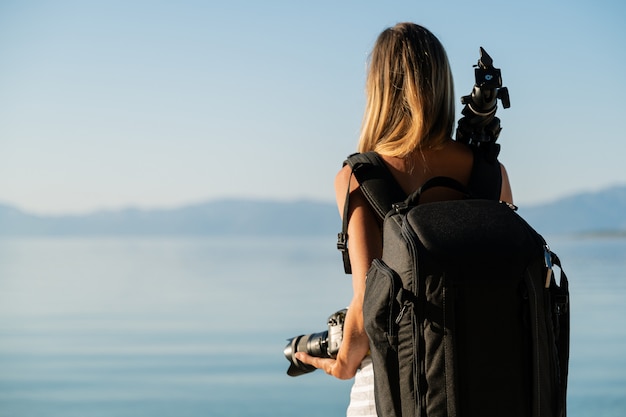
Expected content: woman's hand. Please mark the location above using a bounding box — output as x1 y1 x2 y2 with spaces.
294 352 356 380
293 306 371 381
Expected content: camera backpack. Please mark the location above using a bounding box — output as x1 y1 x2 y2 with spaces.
338 151 570 417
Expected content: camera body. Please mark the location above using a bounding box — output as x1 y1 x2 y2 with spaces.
284 308 347 377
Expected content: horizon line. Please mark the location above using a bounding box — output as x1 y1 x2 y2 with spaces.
0 196 338 218
2 181 625 217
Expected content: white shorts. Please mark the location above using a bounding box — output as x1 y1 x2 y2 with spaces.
346 356 377 417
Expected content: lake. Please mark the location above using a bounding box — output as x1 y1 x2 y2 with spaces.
0 235 624 416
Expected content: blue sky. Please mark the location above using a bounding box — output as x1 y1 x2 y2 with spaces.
1 0 624 214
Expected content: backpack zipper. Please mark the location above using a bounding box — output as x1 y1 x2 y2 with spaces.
400 216 427 417
543 244 553 288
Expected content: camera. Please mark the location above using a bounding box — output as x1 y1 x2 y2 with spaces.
456 47 510 161
283 308 347 377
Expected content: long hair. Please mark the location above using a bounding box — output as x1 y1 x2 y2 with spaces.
358 23 455 157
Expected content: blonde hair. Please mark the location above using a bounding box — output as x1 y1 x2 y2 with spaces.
358 23 455 157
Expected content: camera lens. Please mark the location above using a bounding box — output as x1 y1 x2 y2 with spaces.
284 331 329 377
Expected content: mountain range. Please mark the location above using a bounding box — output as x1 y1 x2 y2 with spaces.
1 185 625 237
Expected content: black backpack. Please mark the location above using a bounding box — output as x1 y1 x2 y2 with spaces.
337 152 569 417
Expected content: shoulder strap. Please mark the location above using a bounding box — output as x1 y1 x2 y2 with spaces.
344 152 407 220
337 152 407 274
467 147 502 200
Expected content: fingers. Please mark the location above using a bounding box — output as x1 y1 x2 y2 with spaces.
294 352 334 375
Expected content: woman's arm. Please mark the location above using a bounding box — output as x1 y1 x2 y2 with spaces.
295 164 381 380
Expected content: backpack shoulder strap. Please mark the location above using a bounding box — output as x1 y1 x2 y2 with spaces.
344 152 407 220
337 152 407 274
467 146 502 200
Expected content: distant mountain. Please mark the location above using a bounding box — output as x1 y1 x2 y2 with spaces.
517 185 626 235
0 200 340 237
1 185 625 236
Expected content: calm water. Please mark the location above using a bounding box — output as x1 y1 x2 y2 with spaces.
0 235 624 417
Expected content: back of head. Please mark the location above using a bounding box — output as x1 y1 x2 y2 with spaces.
359 23 455 157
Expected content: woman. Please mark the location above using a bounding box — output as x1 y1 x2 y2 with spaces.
295 22 513 416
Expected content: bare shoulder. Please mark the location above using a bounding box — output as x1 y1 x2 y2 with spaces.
334 164 357 215
334 164 354 194
499 163 514 204
448 139 473 152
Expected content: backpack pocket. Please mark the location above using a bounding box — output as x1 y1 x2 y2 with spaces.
363 258 405 417
364 258 404 347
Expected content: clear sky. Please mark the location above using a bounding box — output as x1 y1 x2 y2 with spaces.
1 0 624 215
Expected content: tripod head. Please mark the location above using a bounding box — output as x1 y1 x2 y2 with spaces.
455 47 510 161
